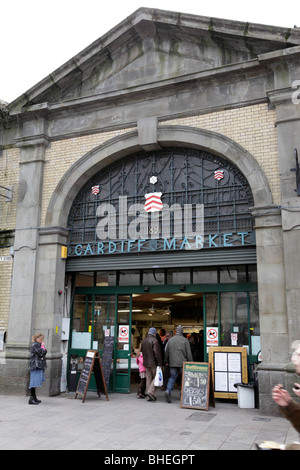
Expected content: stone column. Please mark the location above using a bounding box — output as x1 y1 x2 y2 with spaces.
34 227 69 395
0 117 49 395
257 85 300 413
252 205 289 414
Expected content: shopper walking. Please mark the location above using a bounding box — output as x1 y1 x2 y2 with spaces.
141 327 162 401
164 325 193 403
28 333 47 405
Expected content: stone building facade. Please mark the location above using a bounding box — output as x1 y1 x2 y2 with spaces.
0 8 300 413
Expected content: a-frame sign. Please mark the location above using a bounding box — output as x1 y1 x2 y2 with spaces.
75 350 109 403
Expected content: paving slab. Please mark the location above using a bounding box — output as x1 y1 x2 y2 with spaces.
0 389 298 452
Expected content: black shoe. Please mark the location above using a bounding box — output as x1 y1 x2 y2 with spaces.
147 393 156 401
34 396 41 403
28 396 39 405
136 394 145 399
165 391 171 403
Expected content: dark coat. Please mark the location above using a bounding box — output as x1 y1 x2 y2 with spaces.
29 341 47 371
141 334 162 368
165 333 193 367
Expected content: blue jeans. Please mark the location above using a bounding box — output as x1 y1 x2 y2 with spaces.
166 367 182 395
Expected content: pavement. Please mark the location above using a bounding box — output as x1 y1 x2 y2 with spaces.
0 388 298 452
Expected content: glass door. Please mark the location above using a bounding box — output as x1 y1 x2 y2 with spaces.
69 294 116 391
115 295 132 393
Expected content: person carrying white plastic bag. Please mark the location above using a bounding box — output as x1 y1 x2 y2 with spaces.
140 327 163 401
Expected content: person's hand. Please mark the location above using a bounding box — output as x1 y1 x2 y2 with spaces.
293 383 300 397
272 384 291 407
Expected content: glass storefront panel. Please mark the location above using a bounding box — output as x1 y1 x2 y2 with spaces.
119 270 140 286
71 295 93 349
167 268 191 285
75 272 94 287
93 295 115 350
205 293 218 328
249 291 260 356
220 292 248 347
193 267 218 283
115 295 132 392
95 272 109 287
220 266 247 283
142 269 165 285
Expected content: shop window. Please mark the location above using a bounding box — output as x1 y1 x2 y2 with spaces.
220 266 247 283
96 271 117 286
205 293 218 328
248 265 257 283
96 272 108 286
75 272 94 287
220 292 248 347
193 267 218 284
71 295 93 349
119 270 140 286
93 295 116 350
142 269 165 285
167 268 191 285
249 291 260 356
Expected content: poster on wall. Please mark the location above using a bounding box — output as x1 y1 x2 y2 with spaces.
118 325 129 343
206 327 218 346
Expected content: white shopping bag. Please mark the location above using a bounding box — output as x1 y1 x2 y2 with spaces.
154 366 163 387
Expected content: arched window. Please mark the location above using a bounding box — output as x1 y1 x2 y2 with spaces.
67 148 254 255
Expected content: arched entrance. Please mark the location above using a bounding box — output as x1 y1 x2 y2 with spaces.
62 140 262 393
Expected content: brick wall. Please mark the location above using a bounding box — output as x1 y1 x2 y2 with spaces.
0 148 19 330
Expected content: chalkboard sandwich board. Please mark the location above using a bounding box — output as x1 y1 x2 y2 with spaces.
75 350 109 403
180 362 214 411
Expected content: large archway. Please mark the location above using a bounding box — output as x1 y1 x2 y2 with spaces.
45 125 273 229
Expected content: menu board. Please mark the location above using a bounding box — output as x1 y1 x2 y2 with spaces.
209 347 248 399
75 350 109 403
180 362 214 411
102 336 114 390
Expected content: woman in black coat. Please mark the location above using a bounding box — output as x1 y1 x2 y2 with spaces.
28 333 47 405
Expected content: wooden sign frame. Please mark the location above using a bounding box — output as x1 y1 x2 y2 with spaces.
208 346 248 399
180 362 215 411
75 350 109 403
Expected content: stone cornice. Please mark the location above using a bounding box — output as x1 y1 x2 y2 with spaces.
14 134 50 149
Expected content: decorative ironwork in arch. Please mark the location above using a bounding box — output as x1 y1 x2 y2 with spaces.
67 148 255 256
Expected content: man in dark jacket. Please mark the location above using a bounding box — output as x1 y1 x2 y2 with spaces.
164 325 193 403
141 327 162 401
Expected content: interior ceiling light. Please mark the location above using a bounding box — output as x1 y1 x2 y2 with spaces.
173 293 197 297
118 309 143 312
152 297 173 301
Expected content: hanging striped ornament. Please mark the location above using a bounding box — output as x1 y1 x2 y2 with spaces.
91 185 100 195
214 170 224 181
144 192 163 212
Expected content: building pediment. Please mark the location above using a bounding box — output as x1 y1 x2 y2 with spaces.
7 8 300 112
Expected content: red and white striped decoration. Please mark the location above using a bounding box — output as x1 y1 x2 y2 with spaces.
214 170 224 181
91 185 100 195
144 192 163 212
